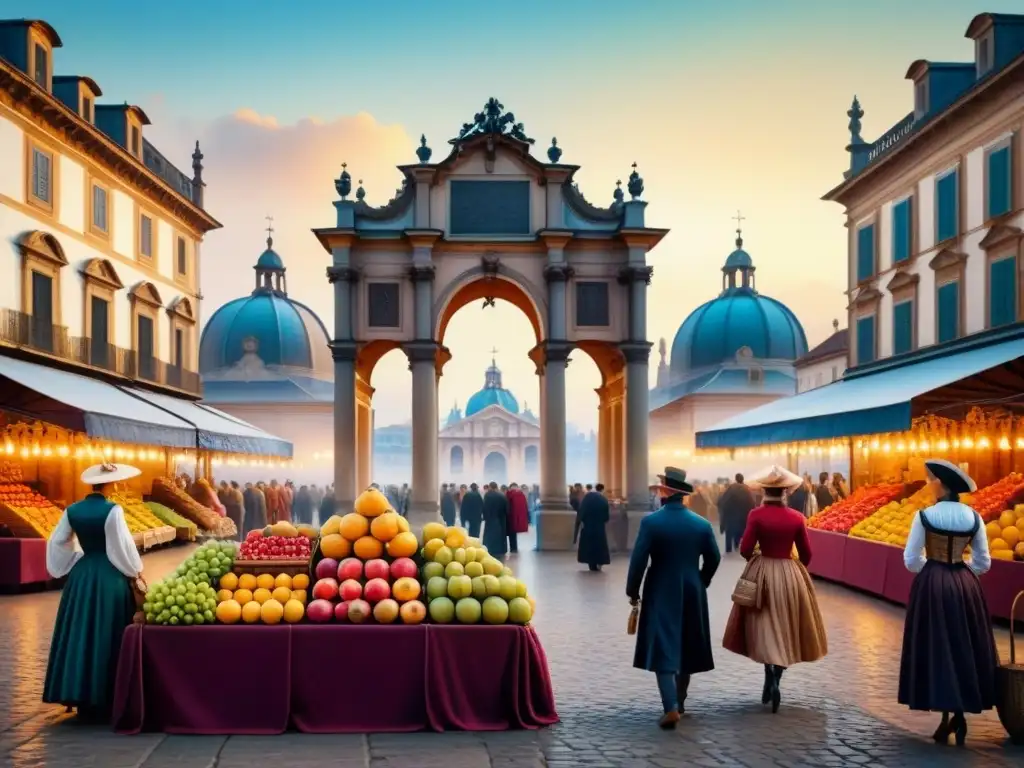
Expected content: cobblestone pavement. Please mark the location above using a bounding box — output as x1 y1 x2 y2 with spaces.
1 531 1021 767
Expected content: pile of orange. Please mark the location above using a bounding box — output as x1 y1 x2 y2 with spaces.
318 487 419 561
214 571 310 624
985 505 1024 561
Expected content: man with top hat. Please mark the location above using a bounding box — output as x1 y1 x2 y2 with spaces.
626 467 721 728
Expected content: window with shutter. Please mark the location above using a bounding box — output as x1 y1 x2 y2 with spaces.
33 43 47 87
90 296 109 368
893 300 914 355
31 272 54 352
935 170 959 242
367 283 400 328
82 96 93 123
989 256 1018 328
937 281 960 343
176 238 187 274
892 199 912 263
91 185 108 232
575 282 610 327
856 315 876 365
139 215 153 258
130 125 141 157
30 147 51 206
137 314 155 379
174 329 184 369
986 145 1012 220
856 224 875 282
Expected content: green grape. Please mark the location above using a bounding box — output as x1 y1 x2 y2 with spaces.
203 609 214 622
168 616 179 625
193 614 205 625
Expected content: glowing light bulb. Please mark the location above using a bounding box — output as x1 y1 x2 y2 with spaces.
870 439 880 450
42 446 52 458
998 436 1010 451
962 437 974 449
1017 438 1024 450
103 446 113 458
952 439 960 449
920 440 929 451
31 444 40 456
4 442 13 455
57 445 69 457
883 442 891 454
937 440 949 452
74 447 85 459
978 436 990 449
20 447 29 459
896 441 906 452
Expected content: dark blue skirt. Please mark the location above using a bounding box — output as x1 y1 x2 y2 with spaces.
897 560 998 713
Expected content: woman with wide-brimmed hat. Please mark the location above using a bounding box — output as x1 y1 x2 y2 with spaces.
722 465 828 713
43 463 145 721
898 459 997 746
626 467 721 729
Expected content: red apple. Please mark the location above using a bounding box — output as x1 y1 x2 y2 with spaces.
312 577 339 601
363 577 391 603
306 599 334 623
347 599 371 623
339 578 363 602
400 600 427 625
334 601 351 622
337 558 363 582
364 559 390 582
390 557 418 580
373 598 400 624
315 557 339 580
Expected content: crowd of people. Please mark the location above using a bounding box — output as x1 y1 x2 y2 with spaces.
210 479 337 538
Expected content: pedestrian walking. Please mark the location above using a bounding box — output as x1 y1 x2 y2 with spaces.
293 484 315 526
440 483 457 527
813 471 835 511
318 485 336 524
898 459 997 746
243 482 267 536
43 463 146 721
627 467 720 729
717 473 757 554
482 482 509 557
786 477 811 517
225 480 245 539
460 483 484 537
574 483 610 571
506 482 529 553
722 466 828 714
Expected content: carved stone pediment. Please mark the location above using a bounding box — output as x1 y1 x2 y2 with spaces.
928 248 967 272
17 230 68 267
167 296 195 323
885 269 919 293
851 285 882 308
80 257 123 290
977 223 1023 252
129 281 164 308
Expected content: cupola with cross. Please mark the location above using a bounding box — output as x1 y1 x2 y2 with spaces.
722 210 755 292
255 215 287 294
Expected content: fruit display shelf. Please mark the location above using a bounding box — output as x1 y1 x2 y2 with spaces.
807 482 911 534
0 483 63 539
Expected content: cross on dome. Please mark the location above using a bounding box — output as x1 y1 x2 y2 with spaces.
732 210 745 247
265 214 274 248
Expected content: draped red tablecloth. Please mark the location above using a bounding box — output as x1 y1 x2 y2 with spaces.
112 623 559 734
806 528 1024 621
0 538 50 587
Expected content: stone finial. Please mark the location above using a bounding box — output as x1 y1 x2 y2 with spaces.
833 318 840 332
847 95 864 143
416 134 432 163
335 162 352 200
658 337 666 362
547 137 562 163
627 162 644 200
190 140 205 207
846 96 872 175
356 180 366 202
613 179 624 205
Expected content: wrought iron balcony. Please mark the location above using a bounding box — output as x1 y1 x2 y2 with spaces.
0 309 201 396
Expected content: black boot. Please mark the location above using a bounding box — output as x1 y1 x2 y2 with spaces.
676 674 691 714
949 712 967 747
770 665 784 714
761 665 773 705
932 712 951 743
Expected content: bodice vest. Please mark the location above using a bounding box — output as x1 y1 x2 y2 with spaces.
920 509 979 565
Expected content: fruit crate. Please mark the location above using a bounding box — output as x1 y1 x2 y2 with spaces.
231 558 311 577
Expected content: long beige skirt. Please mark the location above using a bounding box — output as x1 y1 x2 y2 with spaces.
723 556 828 667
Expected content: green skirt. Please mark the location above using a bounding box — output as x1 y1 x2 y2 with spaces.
43 553 135 714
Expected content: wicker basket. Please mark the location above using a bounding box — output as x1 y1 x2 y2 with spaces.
232 558 311 577
997 590 1024 744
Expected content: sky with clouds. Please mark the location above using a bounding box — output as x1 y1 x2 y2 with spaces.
17 0 1004 429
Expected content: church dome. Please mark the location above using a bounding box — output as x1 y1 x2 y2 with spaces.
669 233 807 378
199 234 333 378
465 357 520 417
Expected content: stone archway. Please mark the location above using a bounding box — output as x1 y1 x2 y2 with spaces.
450 445 464 474
524 444 539 475
483 451 508 485
313 97 666 548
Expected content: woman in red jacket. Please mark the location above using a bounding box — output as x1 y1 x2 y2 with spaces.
722 465 828 713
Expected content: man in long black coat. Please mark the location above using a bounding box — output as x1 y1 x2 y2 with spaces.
440 483 457 526
459 483 484 537
717 473 757 554
574 483 610 571
482 481 508 557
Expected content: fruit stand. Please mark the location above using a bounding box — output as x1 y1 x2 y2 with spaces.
112 489 558 734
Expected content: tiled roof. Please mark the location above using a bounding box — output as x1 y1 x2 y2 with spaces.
795 329 848 367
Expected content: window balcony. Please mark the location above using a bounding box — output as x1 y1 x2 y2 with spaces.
0 308 201 397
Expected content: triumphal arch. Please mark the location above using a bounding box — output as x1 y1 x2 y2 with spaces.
312 98 667 549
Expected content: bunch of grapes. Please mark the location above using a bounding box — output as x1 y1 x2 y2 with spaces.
174 539 238 585
144 576 218 626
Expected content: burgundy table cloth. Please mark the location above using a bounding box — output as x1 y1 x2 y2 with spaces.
805 529 847 582
0 538 50 587
841 536 890 596
113 623 559 734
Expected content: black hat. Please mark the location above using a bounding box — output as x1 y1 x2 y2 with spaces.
650 466 693 496
924 459 976 497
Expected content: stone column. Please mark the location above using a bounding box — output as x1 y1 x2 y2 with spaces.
537 341 573 550
596 388 611 486
621 341 652 547
327 264 360 510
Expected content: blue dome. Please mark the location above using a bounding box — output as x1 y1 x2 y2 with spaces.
256 248 284 270
199 292 332 377
724 248 753 269
465 360 520 417
670 290 807 377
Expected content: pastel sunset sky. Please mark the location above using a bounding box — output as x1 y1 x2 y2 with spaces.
18 0 1006 429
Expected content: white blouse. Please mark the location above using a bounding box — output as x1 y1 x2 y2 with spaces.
903 501 991 576
46 504 144 579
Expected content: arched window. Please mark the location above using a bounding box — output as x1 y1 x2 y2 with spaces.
129 281 163 382
17 230 67 353
450 445 464 474
524 444 539 474
80 258 123 371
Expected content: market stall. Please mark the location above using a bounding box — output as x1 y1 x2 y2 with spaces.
0 355 292 588
694 331 1024 621
113 489 558 734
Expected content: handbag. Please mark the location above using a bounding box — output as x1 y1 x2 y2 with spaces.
129 576 148 610
731 559 762 609
627 601 640 635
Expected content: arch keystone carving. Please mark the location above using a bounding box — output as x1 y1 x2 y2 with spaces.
129 281 164 308
81 257 124 290
17 230 68 267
